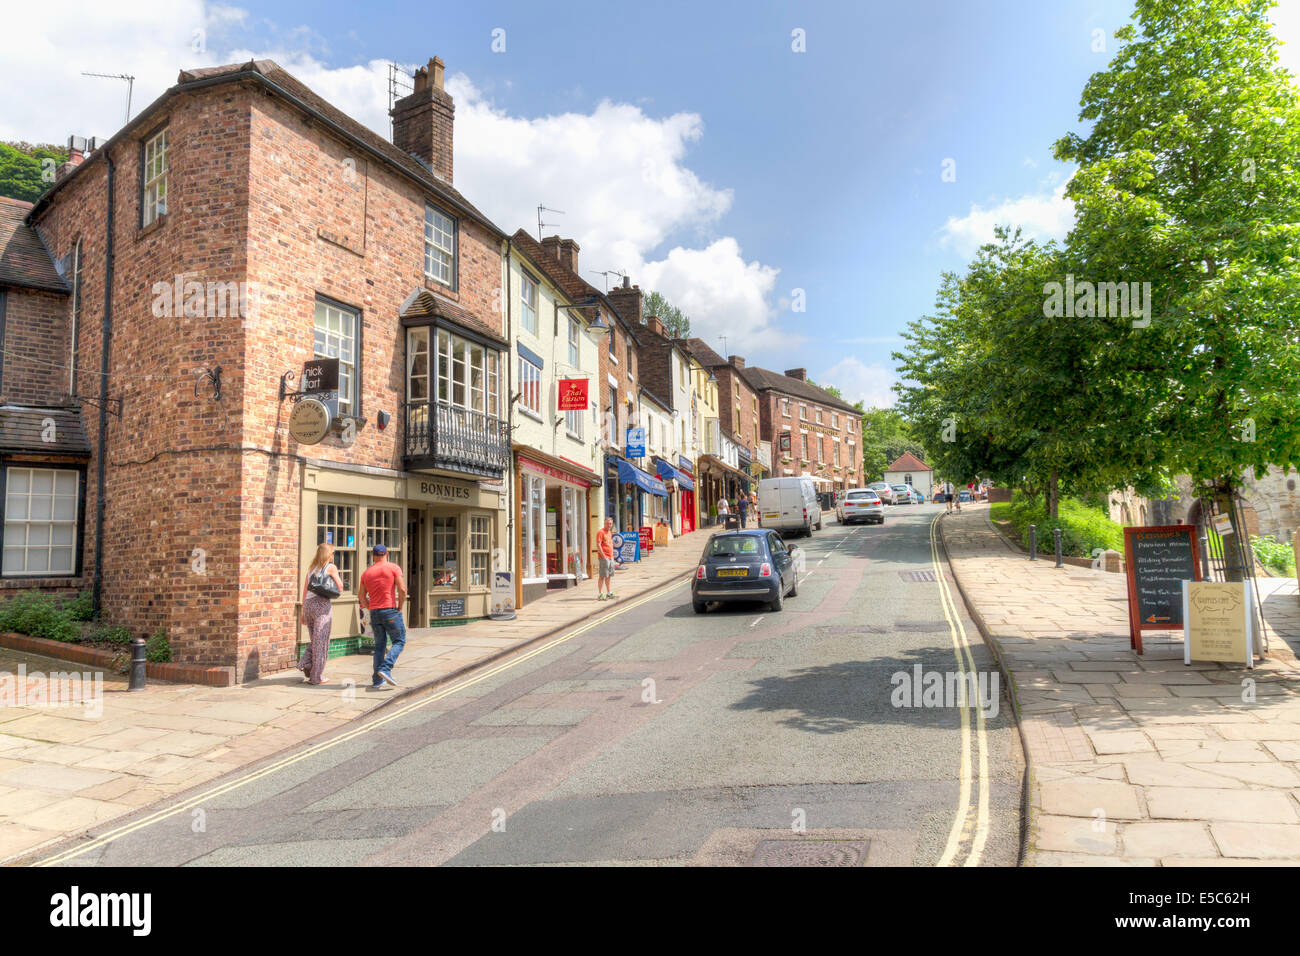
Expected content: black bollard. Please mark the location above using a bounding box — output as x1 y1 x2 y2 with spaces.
1053 528 1064 568
129 637 147 691
1029 524 1037 560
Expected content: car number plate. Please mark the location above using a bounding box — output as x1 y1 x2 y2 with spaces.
716 568 748 577
763 513 778 518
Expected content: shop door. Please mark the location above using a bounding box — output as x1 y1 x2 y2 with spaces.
406 509 426 627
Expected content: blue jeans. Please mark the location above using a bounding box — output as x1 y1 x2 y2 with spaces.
370 608 406 685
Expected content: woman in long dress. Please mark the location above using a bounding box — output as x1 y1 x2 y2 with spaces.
299 543 344 685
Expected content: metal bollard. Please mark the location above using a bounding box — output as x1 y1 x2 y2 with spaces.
129 637 147 691
1029 524 1037 559
1053 528 1064 568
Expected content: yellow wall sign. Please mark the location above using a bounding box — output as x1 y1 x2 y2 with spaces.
1183 580 1254 667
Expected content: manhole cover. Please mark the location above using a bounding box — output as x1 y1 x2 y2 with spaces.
899 569 937 582
750 839 870 867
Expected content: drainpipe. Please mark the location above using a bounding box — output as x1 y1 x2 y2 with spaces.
505 239 519 611
92 155 115 616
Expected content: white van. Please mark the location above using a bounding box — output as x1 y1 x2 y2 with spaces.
758 477 822 537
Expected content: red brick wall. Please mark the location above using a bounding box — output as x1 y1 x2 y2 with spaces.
1 288 70 405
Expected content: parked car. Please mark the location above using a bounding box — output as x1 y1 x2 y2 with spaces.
837 488 885 525
869 481 897 505
933 490 950 503
891 484 913 505
758 476 822 537
959 489 973 503
692 529 799 613
907 488 925 504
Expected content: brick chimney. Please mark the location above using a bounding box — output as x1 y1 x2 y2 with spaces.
729 355 745 370
785 368 807 381
645 315 665 336
58 135 92 181
540 236 580 275
606 278 644 329
391 57 455 182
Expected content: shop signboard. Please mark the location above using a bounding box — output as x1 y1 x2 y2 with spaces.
1183 580 1253 667
626 427 646 458
437 598 466 618
558 378 589 411
490 571 516 621
639 526 653 553
1123 524 1201 654
611 531 640 563
289 398 332 445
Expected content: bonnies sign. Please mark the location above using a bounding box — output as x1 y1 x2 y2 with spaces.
558 378 589 411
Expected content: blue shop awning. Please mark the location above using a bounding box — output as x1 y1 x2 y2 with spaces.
616 458 668 496
655 458 695 491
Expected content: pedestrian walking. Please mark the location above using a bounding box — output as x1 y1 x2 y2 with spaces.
737 493 749 528
298 542 343 685
718 496 730 515
596 517 617 601
359 543 407 690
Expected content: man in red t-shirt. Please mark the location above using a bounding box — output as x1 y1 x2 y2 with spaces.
360 543 407 689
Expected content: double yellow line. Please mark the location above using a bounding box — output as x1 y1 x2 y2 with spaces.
35 580 687 867
929 512 991 867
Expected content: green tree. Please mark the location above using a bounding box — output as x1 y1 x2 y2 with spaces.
643 290 691 338
1055 0 1300 573
0 142 66 203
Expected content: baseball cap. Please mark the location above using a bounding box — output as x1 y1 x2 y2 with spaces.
373 543 387 554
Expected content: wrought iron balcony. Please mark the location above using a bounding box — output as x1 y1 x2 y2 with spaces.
403 400 511 478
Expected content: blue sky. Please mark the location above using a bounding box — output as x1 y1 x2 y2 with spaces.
7 0 1296 406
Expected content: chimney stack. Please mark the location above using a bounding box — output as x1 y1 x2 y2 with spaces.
785 368 807 381
58 135 93 181
391 56 455 182
540 236 580 275
606 280 643 329
729 355 745 370
646 314 665 336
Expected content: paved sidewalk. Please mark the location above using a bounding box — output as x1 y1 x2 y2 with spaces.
942 504 1300 865
0 529 709 862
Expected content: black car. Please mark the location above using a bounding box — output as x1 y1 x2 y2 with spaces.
692 529 799 613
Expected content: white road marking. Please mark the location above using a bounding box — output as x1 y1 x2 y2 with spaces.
749 616 763 628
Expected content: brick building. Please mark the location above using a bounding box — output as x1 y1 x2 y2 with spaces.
735 365 864 491
16 56 518 680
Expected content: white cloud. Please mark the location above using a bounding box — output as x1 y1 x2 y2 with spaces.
819 357 898 410
937 183 1074 258
0 1 792 357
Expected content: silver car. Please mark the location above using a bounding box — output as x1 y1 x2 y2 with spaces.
837 488 884 525
891 484 913 505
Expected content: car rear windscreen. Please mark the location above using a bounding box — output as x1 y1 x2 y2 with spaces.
707 535 761 556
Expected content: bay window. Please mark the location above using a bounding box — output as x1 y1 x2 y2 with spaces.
3 467 79 576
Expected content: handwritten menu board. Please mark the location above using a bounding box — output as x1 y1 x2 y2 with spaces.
1123 525 1201 654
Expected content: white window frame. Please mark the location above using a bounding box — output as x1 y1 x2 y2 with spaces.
424 205 455 286
142 128 169 227
314 298 358 416
3 467 79 576
520 272 539 336
519 354 542 417
568 316 580 366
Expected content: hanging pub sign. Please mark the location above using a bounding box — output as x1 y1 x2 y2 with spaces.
558 378 589 411
780 432 791 452
1123 524 1201 654
289 397 332 445
302 357 340 419
1183 580 1254 667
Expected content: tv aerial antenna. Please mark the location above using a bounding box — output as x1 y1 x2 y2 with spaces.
81 72 135 125
537 204 565 240
588 269 627 292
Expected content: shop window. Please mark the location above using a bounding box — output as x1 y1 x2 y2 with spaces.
469 514 490 587
424 205 455 286
2 468 78 576
314 298 358 416
366 508 402 564
523 475 546 580
431 515 459 589
317 502 357 590
519 355 542 416
141 127 169 226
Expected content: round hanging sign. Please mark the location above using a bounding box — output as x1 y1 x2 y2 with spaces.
289 397 332 445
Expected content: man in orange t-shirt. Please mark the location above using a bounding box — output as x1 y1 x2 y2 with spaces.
360 543 407 689
595 517 617 601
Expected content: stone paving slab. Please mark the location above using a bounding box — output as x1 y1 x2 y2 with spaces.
942 504 1300 866
0 528 708 862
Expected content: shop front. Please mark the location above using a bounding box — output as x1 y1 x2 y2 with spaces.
654 456 695 537
516 448 600 607
697 454 753 526
605 455 668 544
299 466 506 645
